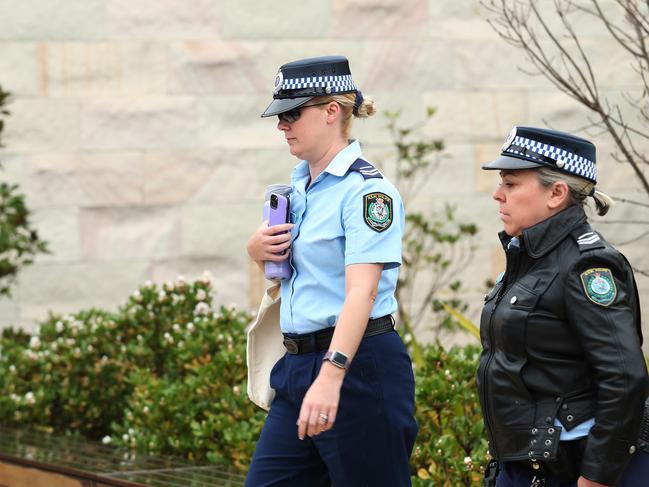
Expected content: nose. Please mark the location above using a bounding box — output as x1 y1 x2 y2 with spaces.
493 184 504 202
277 118 289 131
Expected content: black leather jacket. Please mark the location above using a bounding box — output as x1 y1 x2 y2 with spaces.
477 205 649 485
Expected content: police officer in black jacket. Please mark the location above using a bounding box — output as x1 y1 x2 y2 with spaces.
478 126 649 487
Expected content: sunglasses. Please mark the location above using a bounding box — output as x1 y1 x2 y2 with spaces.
277 102 332 124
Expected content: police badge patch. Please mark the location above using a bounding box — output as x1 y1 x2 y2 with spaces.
580 267 617 306
364 192 392 232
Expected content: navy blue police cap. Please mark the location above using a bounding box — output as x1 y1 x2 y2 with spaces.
482 126 597 183
261 55 358 117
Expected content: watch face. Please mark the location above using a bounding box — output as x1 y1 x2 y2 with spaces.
326 350 349 369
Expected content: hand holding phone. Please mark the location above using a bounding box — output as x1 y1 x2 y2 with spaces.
265 193 292 280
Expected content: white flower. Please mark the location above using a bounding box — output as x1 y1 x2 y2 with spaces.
128 428 134 435
172 323 181 332
87 344 94 353
137 334 144 342
164 332 173 344
233 385 240 395
74 348 81 358
178 341 184 349
25 391 35 405
101 355 108 362
194 302 210 316
187 323 195 333
102 436 112 445
201 270 214 286
122 433 129 442
196 289 207 301
158 291 167 302
55 321 64 333
132 290 142 303
143 280 153 289
9 365 16 373
29 336 40 349
464 456 472 465
143 406 149 414
10 393 19 402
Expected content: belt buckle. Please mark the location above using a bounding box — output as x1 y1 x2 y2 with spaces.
283 338 299 354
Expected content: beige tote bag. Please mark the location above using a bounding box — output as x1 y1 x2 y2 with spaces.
246 282 285 411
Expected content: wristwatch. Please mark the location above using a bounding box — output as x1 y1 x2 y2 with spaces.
323 350 350 371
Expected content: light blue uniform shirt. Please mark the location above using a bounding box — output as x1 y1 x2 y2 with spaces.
279 140 404 334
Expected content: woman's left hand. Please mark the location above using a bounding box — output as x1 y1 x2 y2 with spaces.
297 362 345 439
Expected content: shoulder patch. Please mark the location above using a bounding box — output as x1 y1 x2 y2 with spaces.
363 192 392 232
580 267 617 306
349 158 383 180
572 229 605 252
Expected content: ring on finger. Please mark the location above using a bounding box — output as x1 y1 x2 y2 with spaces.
318 412 329 424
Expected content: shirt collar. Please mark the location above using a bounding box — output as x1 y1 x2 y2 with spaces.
291 140 363 180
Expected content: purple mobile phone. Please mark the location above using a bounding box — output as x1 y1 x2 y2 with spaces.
265 193 292 280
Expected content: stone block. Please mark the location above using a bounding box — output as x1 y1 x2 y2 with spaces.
0 0 106 40
474 143 502 194
363 39 457 91
197 94 283 149
3 98 81 151
15 152 142 209
139 151 221 206
217 0 330 39
454 39 555 90
80 96 198 150
42 42 169 97
0 43 39 95
15 260 151 322
422 90 528 143
30 207 81 262
187 148 296 205
79 206 182 260
0 292 20 328
180 203 257 309
107 0 220 40
430 0 500 40
180 202 257 259
169 40 267 95
332 0 428 39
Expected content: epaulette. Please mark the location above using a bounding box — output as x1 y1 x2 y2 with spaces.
571 228 605 252
348 158 383 180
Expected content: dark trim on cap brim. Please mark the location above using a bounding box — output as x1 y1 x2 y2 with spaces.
261 96 314 117
481 154 545 171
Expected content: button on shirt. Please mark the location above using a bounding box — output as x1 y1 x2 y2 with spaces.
279 140 404 334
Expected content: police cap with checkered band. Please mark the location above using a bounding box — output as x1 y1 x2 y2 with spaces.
261 55 358 117
482 126 597 183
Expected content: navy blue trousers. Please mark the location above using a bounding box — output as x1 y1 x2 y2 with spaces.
496 451 649 487
245 330 418 487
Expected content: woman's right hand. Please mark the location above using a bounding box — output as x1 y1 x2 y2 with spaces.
247 221 294 263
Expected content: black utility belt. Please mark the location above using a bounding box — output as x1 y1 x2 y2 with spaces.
282 315 394 355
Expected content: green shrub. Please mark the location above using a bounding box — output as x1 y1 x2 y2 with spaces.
411 345 488 487
0 274 265 472
0 275 488 481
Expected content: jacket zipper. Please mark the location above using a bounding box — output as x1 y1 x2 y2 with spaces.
481 244 521 457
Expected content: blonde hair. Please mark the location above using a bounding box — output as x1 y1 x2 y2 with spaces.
535 166 614 216
316 92 376 140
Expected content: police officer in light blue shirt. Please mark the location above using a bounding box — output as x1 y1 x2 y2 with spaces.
246 55 418 487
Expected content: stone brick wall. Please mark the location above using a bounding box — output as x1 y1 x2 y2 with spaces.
1 1 647 350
